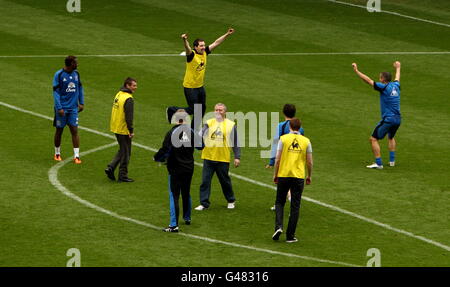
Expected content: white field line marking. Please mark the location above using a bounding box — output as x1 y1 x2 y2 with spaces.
2 100 450 253
48 144 358 267
0 51 449 58
327 0 450 28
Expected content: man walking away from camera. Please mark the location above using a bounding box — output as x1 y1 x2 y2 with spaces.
272 118 313 243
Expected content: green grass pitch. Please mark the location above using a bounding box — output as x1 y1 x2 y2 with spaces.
0 0 449 267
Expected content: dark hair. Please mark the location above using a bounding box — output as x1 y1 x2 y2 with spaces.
193 38 205 47
289 118 301 131
65 55 77 67
380 72 392 82
123 77 137 88
283 104 296 118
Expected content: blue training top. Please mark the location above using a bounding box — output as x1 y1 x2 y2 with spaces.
53 69 84 111
373 81 401 118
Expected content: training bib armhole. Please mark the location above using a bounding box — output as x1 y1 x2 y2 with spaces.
186 52 195 63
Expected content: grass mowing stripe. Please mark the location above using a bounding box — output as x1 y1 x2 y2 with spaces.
327 0 450 28
2 100 450 254
48 143 359 267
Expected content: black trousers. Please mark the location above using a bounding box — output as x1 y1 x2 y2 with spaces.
199 160 235 208
275 177 304 240
169 172 193 227
167 87 206 128
108 134 132 179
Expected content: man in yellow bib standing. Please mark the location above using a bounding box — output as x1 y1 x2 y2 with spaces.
195 103 240 210
166 28 235 127
272 118 313 243
105 77 137 183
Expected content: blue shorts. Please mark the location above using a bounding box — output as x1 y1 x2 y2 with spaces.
372 116 401 140
53 109 79 128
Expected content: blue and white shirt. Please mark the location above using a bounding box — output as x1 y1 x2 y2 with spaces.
373 81 401 118
53 69 84 111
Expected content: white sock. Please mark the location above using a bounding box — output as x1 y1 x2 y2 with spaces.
74 148 80 158
55 146 61 155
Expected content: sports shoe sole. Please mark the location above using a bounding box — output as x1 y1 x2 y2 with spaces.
163 227 179 233
194 205 207 211
272 229 282 241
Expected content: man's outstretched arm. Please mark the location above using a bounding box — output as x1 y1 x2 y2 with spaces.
352 63 374 86
208 28 234 52
181 33 192 55
393 61 401 82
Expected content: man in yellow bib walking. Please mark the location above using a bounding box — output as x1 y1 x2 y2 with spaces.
105 77 138 183
167 28 235 126
195 103 240 210
272 118 313 243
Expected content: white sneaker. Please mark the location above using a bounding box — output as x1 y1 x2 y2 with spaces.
194 205 207 211
270 205 275 211
286 237 298 243
227 202 235 209
389 161 395 167
366 163 383 169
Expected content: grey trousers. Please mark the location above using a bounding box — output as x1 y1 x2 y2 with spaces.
199 159 235 208
108 134 132 179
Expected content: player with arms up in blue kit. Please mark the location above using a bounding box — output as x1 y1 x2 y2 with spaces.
352 61 401 169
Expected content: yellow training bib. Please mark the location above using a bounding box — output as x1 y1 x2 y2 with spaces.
110 91 133 135
183 51 208 88
277 133 310 179
201 118 235 163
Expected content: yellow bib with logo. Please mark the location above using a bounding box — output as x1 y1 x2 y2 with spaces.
277 133 310 179
201 118 235 163
110 91 133 135
183 51 208 88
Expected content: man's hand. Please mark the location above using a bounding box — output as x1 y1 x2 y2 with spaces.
129 133 134 139
58 109 65 117
306 176 312 185
234 159 240 168
181 33 188 40
393 61 401 68
78 104 84 112
352 63 358 72
227 28 235 35
273 176 278 184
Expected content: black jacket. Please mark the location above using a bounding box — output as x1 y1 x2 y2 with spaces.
154 124 203 175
